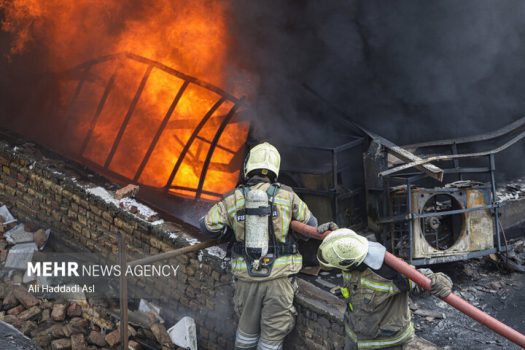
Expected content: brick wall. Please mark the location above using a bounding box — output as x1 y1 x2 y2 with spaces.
0 138 345 349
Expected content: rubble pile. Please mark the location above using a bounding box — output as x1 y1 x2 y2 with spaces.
0 281 183 350
0 204 188 350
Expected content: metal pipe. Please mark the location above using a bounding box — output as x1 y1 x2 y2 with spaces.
128 239 217 267
406 178 413 263
489 154 502 252
289 220 525 349
118 232 129 350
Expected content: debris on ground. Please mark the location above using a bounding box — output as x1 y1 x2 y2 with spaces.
5 242 38 270
115 184 140 200
0 205 17 230
412 254 525 350
87 187 161 223
138 299 164 324
167 316 198 350
485 238 525 273
0 204 189 350
5 225 33 245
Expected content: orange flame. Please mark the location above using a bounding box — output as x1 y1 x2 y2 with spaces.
1 0 249 200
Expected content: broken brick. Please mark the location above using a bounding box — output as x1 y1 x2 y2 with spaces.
51 303 67 321
104 329 121 347
63 317 89 337
87 330 106 347
71 333 87 350
33 333 51 347
3 314 23 328
13 287 39 308
3 290 19 310
7 304 25 316
33 228 48 249
67 303 82 318
150 323 173 349
51 338 72 350
41 308 50 322
18 305 41 321
49 324 66 338
20 320 37 335
115 184 140 200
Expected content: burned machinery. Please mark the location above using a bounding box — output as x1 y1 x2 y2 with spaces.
363 117 525 265
270 114 525 266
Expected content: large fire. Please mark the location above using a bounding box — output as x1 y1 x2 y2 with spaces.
0 0 248 200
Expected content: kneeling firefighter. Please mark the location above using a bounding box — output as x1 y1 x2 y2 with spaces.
200 142 336 350
317 229 453 350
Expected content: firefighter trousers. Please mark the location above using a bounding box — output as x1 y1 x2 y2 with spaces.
233 276 297 350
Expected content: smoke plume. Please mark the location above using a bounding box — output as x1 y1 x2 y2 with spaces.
1 0 525 178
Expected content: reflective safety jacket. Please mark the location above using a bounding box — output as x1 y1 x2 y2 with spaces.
341 266 415 349
203 177 314 281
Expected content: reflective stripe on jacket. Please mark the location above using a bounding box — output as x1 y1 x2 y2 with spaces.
342 268 414 349
345 321 414 349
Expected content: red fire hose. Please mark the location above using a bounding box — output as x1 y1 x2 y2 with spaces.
290 220 525 349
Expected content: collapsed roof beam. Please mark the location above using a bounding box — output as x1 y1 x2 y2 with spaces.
403 116 525 151
368 130 444 182
380 129 525 178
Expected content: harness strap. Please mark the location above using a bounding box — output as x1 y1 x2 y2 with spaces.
232 241 298 256
236 206 272 216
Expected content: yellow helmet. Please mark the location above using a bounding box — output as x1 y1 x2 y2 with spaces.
317 228 369 271
244 142 281 179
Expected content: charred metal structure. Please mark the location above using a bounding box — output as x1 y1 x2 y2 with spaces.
52 52 245 201
363 117 525 265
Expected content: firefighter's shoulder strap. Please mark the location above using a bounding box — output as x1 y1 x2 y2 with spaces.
266 182 280 203
266 183 279 260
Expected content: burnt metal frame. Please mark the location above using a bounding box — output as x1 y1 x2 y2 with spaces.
277 137 365 223
377 143 525 266
375 117 525 265
59 52 243 200
382 165 501 266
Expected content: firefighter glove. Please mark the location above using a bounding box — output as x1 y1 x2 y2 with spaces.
430 272 453 298
317 222 339 234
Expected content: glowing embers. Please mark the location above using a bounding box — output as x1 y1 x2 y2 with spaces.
60 53 248 200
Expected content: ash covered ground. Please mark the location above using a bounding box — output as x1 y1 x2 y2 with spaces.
412 252 525 350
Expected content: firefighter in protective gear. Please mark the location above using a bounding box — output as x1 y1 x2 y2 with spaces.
318 229 453 350
200 142 323 350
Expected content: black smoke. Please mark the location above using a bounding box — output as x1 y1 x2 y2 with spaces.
1 0 525 178
227 0 525 146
